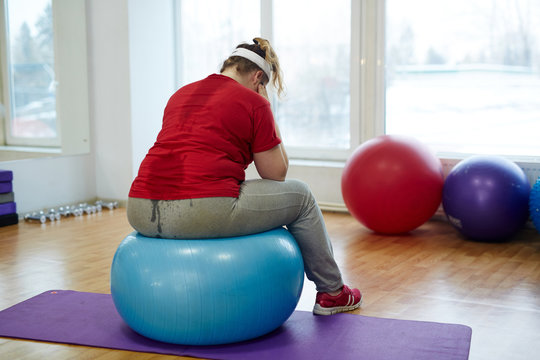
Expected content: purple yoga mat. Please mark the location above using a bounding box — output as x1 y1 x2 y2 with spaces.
0 170 13 182
0 290 471 360
0 181 12 194
0 201 16 216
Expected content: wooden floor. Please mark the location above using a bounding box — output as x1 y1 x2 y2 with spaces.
1 208 539 360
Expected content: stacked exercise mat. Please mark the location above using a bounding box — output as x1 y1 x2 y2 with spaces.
0 170 18 227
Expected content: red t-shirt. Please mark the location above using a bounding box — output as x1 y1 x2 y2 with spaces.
129 74 281 200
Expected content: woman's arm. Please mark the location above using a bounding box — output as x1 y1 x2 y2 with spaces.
253 84 289 181
253 144 288 181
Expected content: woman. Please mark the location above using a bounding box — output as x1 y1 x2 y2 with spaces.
128 38 362 316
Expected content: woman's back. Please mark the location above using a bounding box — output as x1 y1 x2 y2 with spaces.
129 74 280 200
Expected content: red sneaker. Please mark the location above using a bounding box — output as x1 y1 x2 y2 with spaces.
313 285 362 315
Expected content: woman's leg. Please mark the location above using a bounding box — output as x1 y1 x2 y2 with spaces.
231 179 344 293
127 179 343 292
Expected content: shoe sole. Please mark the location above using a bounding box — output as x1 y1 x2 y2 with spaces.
312 297 363 316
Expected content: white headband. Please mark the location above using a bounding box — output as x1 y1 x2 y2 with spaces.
230 47 272 80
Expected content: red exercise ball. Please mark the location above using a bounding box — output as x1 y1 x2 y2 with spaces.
342 135 444 234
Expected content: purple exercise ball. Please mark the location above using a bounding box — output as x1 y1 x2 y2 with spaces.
442 155 530 242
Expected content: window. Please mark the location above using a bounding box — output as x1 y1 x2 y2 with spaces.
3 0 58 146
1 0 90 157
175 0 353 160
175 0 260 86
174 1 540 162
273 0 351 151
385 0 540 158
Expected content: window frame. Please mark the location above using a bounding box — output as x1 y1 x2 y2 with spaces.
185 0 540 163
271 0 540 162
0 0 90 157
174 0 384 162
262 0 380 161
271 0 385 161
1 0 60 147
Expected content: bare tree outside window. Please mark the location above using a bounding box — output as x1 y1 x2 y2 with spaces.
6 0 56 141
386 0 540 157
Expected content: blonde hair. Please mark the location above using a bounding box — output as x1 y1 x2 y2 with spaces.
220 37 285 97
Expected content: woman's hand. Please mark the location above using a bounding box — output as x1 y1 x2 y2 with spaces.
254 81 289 181
257 83 270 101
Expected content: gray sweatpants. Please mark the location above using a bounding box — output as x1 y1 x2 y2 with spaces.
127 179 344 293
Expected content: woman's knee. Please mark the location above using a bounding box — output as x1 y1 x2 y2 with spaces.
284 179 317 206
284 179 313 195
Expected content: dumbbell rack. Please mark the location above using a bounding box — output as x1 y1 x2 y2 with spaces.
24 200 119 224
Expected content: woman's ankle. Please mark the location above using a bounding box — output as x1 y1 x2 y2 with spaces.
326 287 343 297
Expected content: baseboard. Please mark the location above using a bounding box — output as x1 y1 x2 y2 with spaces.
318 202 349 213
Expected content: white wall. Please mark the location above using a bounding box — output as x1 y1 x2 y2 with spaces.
87 0 134 201
1 155 96 214
87 0 177 200
127 0 176 177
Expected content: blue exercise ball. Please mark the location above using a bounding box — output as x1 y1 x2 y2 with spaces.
529 177 540 233
443 155 530 242
110 228 304 345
